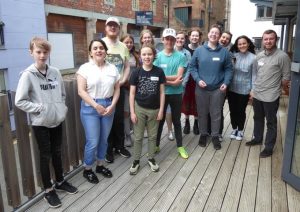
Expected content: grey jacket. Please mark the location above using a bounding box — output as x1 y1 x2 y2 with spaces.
15 64 67 127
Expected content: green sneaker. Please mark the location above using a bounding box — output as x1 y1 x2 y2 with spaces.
178 147 189 159
155 146 160 153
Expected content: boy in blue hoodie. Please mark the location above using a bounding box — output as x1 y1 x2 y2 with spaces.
15 37 78 208
190 25 233 150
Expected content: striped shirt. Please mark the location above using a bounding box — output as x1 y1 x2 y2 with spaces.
229 51 256 95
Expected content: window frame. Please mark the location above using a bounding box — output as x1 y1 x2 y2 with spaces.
256 5 272 20
151 0 157 15
132 0 139 11
104 0 115 7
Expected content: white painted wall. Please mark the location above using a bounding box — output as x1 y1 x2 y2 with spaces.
230 0 282 44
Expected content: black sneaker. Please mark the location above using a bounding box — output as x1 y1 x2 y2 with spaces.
259 148 273 158
96 165 113 178
129 160 140 175
148 158 159 172
105 153 114 163
245 139 262 146
199 135 207 147
44 190 62 208
55 181 78 194
212 136 221 150
183 119 190 134
193 119 199 135
83 169 99 184
115 148 131 158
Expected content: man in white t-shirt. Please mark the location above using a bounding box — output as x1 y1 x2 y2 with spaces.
103 17 131 163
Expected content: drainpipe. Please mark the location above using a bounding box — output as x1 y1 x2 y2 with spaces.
284 18 290 53
168 0 170 27
280 24 284 50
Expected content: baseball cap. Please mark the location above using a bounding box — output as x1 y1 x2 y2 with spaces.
105 17 120 26
162 28 176 38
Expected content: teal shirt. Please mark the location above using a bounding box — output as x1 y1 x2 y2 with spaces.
154 50 186 94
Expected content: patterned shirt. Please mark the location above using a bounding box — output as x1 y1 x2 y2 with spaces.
229 51 256 95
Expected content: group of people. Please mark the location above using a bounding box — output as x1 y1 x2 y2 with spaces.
14 15 291 208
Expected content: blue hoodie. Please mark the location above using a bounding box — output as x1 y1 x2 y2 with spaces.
189 42 233 91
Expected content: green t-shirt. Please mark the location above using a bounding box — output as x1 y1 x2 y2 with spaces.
154 50 186 94
103 37 130 78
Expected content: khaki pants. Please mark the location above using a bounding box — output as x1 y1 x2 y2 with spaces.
133 102 159 160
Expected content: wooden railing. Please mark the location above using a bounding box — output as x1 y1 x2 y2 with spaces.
0 79 85 211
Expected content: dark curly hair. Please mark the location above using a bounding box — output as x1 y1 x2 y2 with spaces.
230 35 256 54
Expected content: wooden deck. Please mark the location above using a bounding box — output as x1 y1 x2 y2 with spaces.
26 96 300 212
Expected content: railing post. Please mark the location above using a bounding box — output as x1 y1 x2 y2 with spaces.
73 80 85 161
0 94 21 208
11 92 36 197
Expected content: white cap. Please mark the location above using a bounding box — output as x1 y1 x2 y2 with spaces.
105 17 120 26
162 28 176 38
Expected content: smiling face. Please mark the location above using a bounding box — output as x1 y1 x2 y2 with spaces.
141 32 153 45
208 27 221 45
105 22 120 39
140 46 154 67
262 32 277 51
176 33 185 48
163 36 176 51
123 36 134 51
219 32 232 47
237 38 249 53
89 41 107 63
189 31 201 44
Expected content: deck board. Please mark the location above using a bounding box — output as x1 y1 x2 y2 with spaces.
25 96 300 212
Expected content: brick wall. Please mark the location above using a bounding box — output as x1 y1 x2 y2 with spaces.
45 0 168 24
47 14 88 67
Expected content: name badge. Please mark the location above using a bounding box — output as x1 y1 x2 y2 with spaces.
258 61 264 66
160 64 167 68
50 81 59 86
151 76 159 81
212 57 220 61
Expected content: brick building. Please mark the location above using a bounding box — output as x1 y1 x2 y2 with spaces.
169 0 230 37
45 0 168 69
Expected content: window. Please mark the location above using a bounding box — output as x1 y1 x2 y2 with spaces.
132 0 139 11
0 21 4 46
256 6 272 19
174 7 191 27
151 0 156 15
0 70 6 93
0 69 12 111
104 0 115 6
253 37 262 50
164 4 168 18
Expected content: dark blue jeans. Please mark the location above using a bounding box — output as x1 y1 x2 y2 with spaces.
156 94 183 147
32 124 64 189
253 97 279 150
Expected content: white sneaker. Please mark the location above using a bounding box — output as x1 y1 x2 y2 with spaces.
230 129 238 139
168 131 174 141
236 131 244 141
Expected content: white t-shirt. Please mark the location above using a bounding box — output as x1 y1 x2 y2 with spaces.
77 61 120 99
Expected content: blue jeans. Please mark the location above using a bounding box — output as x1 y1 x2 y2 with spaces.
80 97 115 168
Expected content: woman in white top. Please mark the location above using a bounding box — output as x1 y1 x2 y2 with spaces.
77 39 120 184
